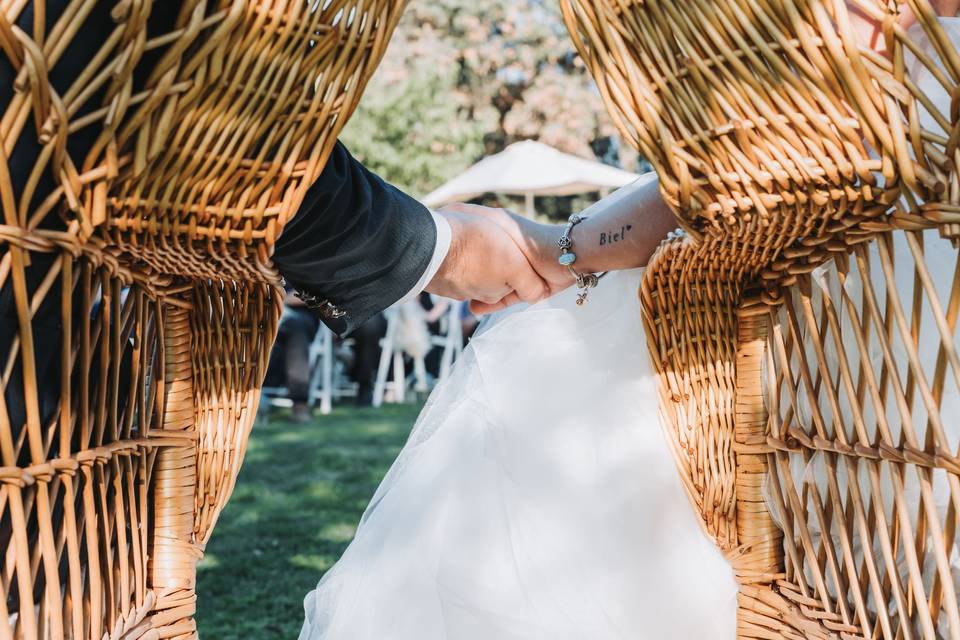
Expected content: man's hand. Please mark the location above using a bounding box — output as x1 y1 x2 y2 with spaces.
435 204 572 310
427 205 551 315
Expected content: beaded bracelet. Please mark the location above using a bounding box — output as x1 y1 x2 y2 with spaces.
557 213 602 306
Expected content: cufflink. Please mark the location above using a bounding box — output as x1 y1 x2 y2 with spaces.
294 289 347 320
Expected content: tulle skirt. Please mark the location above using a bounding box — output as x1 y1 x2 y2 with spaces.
299 268 738 639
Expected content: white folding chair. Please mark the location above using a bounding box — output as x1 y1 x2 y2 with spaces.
372 307 402 407
431 299 464 381
305 327 360 413
373 302 435 407
260 322 330 417
307 326 334 414
372 299 466 407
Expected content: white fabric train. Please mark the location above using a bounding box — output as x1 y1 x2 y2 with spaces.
299 268 738 639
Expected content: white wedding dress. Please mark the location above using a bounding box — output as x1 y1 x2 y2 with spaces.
299 268 738 639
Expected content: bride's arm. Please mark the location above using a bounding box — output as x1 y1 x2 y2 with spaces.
559 175 675 276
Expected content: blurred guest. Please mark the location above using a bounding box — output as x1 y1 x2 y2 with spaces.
395 301 431 360
350 313 387 406
421 293 478 343
395 300 433 394
419 293 447 377
418 294 477 380
460 302 479 342
276 290 321 422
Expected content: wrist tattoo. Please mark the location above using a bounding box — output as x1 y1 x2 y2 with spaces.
599 224 632 246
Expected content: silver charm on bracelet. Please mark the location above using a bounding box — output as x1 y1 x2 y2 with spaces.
557 214 602 306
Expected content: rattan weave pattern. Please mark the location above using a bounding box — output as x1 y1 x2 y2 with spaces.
0 1 405 637
562 0 960 637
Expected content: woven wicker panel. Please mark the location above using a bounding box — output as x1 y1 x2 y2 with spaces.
640 236 745 547
0 249 177 638
1 1 405 637
101 0 405 283
561 0 960 637
763 230 960 638
189 280 280 545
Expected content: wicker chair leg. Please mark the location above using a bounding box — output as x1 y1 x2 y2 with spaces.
733 301 783 585
733 300 864 640
150 306 200 640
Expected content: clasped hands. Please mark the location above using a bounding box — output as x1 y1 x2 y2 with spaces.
426 203 572 315
427 175 671 311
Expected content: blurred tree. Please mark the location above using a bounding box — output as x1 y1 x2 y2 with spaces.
341 58 486 199
341 0 638 202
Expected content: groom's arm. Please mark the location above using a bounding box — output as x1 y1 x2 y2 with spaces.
272 142 549 335
272 141 450 336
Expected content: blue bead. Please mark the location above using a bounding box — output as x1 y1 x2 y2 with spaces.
559 252 577 266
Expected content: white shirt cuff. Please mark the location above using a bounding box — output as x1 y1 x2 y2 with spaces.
400 210 452 303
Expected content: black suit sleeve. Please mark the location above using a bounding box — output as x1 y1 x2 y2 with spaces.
271 141 437 336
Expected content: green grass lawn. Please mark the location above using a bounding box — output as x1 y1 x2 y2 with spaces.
195 403 422 639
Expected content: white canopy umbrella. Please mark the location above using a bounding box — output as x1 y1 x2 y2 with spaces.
422 140 640 215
